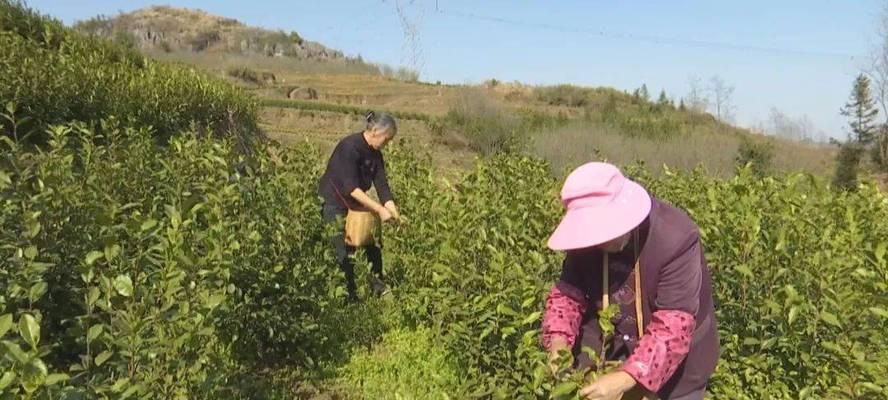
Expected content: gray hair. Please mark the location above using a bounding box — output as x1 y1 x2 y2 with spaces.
365 111 397 135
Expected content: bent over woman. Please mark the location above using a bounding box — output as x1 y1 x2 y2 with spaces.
541 162 720 400
318 111 401 302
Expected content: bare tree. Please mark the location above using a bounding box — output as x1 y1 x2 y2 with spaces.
683 74 709 113
767 107 815 142
708 75 735 122
866 1 888 168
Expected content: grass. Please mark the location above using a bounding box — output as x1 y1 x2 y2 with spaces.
532 120 835 177
261 98 430 121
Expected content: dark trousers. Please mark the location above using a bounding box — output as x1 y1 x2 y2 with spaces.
322 204 383 300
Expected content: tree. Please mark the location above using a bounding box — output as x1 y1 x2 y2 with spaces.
708 75 735 122
832 142 865 191
678 98 686 111
684 75 709 113
867 2 888 169
768 107 814 142
839 74 879 145
638 84 650 102
657 90 670 107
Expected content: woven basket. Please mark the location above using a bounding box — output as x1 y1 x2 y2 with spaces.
344 210 379 247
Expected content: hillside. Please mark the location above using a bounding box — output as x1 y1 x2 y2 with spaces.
75 5 835 178
75 6 343 60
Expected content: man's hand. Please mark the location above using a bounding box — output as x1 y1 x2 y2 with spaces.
579 371 637 400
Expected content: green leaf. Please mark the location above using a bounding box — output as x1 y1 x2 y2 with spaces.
869 307 888 319
95 350 112 366
735 264 754 278
23 246 37 260
820 311 841 328
1 340 29 363
496 304 517 316
788 306 799 325
273 264 284 273
21 358 47 393
742 337 760 346
860 382 883 393
45 373 69 385
87 324 104 342
113 275 133 297
120 384 142 399
111 377 130 392
205 294 225 309
88 287 100 306
0 314 12 337
19 314 40 349
104 244 121 262
875 242 886 264
0 170 11 190
0 371 14 390
85 250 104 266
551 381 578 397
29 282 48 303
140 219 157 232
522 311 542 325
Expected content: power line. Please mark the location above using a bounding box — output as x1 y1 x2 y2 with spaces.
438 8 856 60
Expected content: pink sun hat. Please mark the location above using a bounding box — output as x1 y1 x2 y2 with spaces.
547 162 652 251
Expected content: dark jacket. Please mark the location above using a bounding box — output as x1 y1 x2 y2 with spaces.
556 197 720 398
318 132 393 211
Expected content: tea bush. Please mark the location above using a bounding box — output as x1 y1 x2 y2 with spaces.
0 121 378 398
0 0 258 143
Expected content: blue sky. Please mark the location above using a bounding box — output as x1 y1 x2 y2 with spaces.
28 0 883 140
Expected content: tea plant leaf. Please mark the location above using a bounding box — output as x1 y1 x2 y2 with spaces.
0 371 14 390
95 350 113 366
45 373 70 385
29 281 48 303
0 314 12 337
551 381 578 398
1 340 29 364
820 311 841 328
869 307 888 319
84 250 104 266
113 275 133 297
87 324 104 342
19 313 40 349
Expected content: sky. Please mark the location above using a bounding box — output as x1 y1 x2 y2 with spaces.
27 0 885 141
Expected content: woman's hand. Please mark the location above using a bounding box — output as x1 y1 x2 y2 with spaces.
377 205 393 222
579 371 637 400
384 201 401 221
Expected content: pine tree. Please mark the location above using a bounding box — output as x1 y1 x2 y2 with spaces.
678 99 686 111
638 84 650 102
657 90 670 107
840 74 879 145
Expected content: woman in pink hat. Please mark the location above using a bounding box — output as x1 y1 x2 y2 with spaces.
541 162 719 400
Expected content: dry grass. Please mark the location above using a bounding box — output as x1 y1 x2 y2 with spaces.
532 121 834 177
259 107 476 175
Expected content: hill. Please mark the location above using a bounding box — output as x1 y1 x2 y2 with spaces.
74 5 835 178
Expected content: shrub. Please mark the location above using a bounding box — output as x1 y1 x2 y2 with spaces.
0 0 258 144
833 142 864 191
736 137 775 176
